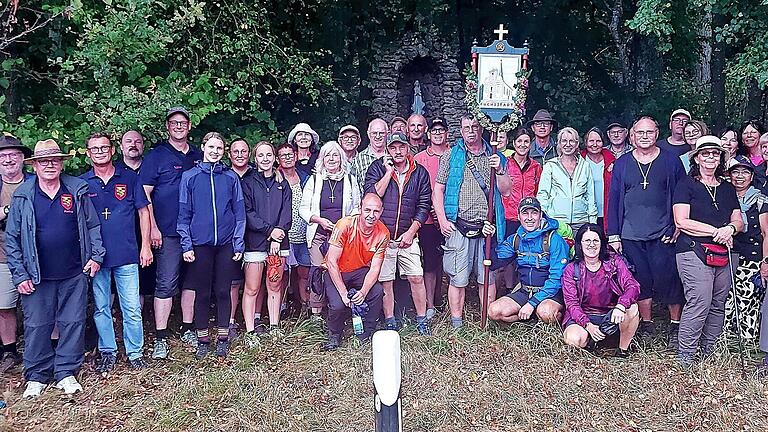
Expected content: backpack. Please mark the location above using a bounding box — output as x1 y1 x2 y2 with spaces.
572 253 635 287
513 230 555 262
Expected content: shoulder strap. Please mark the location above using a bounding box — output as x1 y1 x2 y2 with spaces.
573 262 581 282
542 230 553 254
465 152 490 196
512 233 520 251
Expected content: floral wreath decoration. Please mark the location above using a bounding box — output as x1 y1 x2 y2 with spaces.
464 67 531 134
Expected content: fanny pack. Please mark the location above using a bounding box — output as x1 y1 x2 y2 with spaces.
455 218 484 238
691 240 729 267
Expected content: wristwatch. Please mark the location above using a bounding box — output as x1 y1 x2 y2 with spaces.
2 206 8 216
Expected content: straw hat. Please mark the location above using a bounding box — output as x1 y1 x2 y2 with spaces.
24 139 73 164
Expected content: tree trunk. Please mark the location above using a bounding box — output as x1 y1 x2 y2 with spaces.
709 12 726 132
696 9 712 86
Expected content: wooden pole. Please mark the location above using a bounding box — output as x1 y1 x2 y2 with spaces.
481 130 498 329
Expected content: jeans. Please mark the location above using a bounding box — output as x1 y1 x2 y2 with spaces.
93 264 144 360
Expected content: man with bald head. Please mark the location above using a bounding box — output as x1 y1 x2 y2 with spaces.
407 114 428 154
117 130 145 173
351 118 389 192
322 193 390 350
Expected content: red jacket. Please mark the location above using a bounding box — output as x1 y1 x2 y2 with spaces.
580 149 615 230
501 156 542 221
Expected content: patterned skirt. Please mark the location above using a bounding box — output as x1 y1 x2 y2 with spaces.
725 257 765 340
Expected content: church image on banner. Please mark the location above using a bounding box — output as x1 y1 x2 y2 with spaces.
477 55 521 109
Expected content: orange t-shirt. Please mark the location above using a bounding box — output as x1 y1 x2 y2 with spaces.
327 215 390 273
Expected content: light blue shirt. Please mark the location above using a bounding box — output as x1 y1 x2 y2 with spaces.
586 158 605 217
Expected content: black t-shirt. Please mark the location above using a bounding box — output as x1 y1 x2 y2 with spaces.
657 138 690 158
622 157 671 240
673 176 740 253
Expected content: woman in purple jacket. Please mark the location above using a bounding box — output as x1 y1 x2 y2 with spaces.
561 224 641 356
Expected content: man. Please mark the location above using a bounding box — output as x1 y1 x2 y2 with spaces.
488 197 568 323
322 193 390 350
117 130 155 309
82 133 152 372
350 118 388 191
526 109 558 164
656 108 691 158
432 115 511 328
364 133 432 334
140 106 202 359
390 116 407 135
338 124 361 161
0 136 31 373
606 121 633 157
117 130 145 172
414 118 450 319
608 116 685 348
7 139 104 397
407 114 429 154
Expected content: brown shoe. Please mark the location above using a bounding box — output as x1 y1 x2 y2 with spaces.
0 352 21 373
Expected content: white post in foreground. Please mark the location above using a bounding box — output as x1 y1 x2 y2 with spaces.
372 330 402 431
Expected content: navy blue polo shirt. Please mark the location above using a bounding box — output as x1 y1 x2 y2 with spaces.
82 166 150 268
140 142 201 237
34 181 82 280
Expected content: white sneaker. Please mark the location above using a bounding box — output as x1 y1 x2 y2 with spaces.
22 381 47 399
54 376 83 394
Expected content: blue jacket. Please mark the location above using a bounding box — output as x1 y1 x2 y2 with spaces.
443 138 507 243
177 162 246 254
496 215 569 307
5 175 105 285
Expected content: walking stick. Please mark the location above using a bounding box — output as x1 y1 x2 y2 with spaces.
727 246 748 379
481 131 498 329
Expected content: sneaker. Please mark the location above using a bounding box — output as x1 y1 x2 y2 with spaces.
384 317 399 331
254 323 269 335
639 320 657 338
180 330 198 347
151 338 170 360
243 332 260 349
425 308 436 321
55 376 83 394
228 322 239 341
678 352 695 369
215 340 230 358
666 323 680 352
22 381 46 399
615 348 631 359
128 357 149 370
322 334 342 351
450 317 463 329
195 342 210 360
416 319 432 336
95 352 117 374
0 352 21 373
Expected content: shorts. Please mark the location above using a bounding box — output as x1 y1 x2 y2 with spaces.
379 238 424 282
243 249 289 264
506 287 565 308
623 238 684 304
418 224 444 272
155 236 183 299
287 242 311 267
442 230 495 288
0 263 18 309
563 313 609 329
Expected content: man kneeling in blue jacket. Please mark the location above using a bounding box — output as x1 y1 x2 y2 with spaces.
488 197 568 324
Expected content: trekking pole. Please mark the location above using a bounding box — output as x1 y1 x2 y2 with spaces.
481 130 498 329
726 246 748 379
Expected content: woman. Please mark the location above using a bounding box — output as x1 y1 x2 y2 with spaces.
673 135 744 366
679 120 709 173
720 126 739 160
562 224 640 357
726 156 768 339
737 119 765 166
299 141 361 316
537 127 598 233
241 141 292 341
502 127 542 234
288 123 321 177
177 132 245 360
581 127 615 229
277 142 312 315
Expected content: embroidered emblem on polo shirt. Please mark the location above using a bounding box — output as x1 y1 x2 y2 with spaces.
114 184 127 201
60 194 74 212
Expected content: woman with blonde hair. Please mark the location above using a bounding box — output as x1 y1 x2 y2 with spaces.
537 127 598 233
241 141 292 342
299 141 361 317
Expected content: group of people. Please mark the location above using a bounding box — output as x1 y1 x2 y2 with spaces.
2 105 768 399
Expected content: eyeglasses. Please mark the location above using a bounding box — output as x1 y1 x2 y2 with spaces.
698 150 721 159
671 118 688 124
607 129 625 136
87 145 112 154
461 125 480 131
278 153 294 159
532 121 551 128
339 135 359 142
431 129 446 135
370 131 387 136
581 239 600 244
168 121 189 128
730 169 752 178
635 130 656 137
36 159 62 167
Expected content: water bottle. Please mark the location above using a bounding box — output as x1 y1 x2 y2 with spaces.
352 313 364 335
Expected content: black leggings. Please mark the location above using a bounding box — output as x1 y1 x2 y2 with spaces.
188 244 241 335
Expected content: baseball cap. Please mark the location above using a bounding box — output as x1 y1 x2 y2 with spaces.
726 155 754 173
386 132 408 146
430 117 448 129
518 196 541 213
338 124 360 136
670 108 691 121
390 116 407 127
606 121 626 130
166 106 190 120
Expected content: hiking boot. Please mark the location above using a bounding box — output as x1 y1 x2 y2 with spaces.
0 352 21 373
638 320 657 339
228 322 239 340
55 376 83 394
243 332 260 349
384 317 399 331
95 352 117 374
22 381 46 399
128 357 149 370
677 352 695 369
322 334 342 351
215 340 230 358
181 330 198 347
195 342 210 360
151 338 170 360
666 323 680 352
416 318 432 336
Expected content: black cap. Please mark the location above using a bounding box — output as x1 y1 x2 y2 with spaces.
430 117 448 129
726 155 754 173
518 196 541 213
386 132 408 146
606 121 626 130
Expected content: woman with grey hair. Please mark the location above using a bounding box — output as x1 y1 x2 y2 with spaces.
537 127 598 233
299 141 361 316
